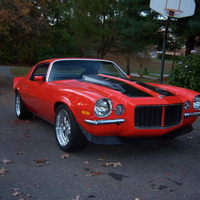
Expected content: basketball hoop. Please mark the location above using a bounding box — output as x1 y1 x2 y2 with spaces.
150 0 196 19
165 0 183 17
165 8 183 17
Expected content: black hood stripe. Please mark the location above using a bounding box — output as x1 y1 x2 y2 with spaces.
82 75 152 97
132 80 175 96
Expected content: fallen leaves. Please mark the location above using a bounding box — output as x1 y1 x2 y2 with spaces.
0 159 12 176
85 172 104 177
97 158 107 161
60 153 70 159
84 159 123 178
0 151 125 200
2 159 13 164
10 188 22 196
10 188 32 199
102 162 122 168
83 161 89 165
0 167 7 176
73 194 80 200
34 158 49 167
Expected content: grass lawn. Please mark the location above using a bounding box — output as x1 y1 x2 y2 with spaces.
10 67 31 77
105 53 173 75
105 54 172 84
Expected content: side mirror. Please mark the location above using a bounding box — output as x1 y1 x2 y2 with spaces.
34 76 44 83
127 75 132 79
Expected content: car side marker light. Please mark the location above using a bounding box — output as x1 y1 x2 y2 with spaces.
82 110 90 116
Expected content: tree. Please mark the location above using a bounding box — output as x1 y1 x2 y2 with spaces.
0 0 78 63
116 0 159 52
0 0 36 63
70 0 118 58
114 0 161 74
0 0 199 64
36 0 78 60
165 0 200 55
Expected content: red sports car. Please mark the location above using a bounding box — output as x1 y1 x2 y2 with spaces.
13 58 200 151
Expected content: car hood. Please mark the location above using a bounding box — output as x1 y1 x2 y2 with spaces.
81 74 175 98
50 74 178 103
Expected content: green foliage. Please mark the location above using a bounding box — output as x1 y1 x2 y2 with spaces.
70 0 118 58
0 0 200 64
142 67 149 75
10 67 30 77
115 0 161 54
169 54 200 92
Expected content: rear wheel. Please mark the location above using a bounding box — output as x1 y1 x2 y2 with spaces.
15 92 33 119
55 104 88 152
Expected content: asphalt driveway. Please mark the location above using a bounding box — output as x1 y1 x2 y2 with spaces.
0 66 200 200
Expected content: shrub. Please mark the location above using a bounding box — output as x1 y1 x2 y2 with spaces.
169 53 200 92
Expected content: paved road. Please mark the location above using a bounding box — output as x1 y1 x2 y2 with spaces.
0 66 200 200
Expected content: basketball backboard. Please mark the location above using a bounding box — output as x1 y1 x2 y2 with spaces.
150 0 196 18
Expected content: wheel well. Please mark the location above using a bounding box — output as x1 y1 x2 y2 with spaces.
54 102 63 112
54 102 72 113
54 102 76 118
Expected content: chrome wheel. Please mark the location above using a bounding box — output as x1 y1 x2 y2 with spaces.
15 93 21 117
15 92 33 119
54 104 88 152
55 109 71 147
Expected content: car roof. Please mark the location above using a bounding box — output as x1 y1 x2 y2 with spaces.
39 58 112 64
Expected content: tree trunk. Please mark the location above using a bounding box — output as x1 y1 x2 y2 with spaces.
185 36 195 55
126 55 130 75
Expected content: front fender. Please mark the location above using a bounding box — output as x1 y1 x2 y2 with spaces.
13 77 24 89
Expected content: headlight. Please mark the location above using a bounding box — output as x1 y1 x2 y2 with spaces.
114 104 124 115
94 98 112 117
184 101 190 110
193 95 200 110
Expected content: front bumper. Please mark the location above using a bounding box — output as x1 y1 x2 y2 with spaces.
85 119 125 125
84 111 200 125
184 112 200 118
80 124 193 145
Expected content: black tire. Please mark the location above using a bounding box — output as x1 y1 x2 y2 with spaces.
55 104 88 152
15 92 33 119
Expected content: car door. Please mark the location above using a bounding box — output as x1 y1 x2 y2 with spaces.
22 63 50 116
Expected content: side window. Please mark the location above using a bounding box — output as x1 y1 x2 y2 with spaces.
30 63 49 81
48 61 86 81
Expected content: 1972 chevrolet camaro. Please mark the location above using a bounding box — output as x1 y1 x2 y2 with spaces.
13 58 200 151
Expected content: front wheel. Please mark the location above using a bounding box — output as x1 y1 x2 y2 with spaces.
15 92 33 119
55 104 88 152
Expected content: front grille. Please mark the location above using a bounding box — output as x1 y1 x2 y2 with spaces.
135 104 182 129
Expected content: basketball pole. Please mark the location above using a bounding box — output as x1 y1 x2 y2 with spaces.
160 17 170 84
150 0 196 84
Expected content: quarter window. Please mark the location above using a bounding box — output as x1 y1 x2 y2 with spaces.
30 64 49 81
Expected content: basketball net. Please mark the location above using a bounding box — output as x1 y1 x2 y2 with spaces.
164 0 183 17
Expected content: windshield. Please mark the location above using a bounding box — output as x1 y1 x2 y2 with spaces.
48 60 127 81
